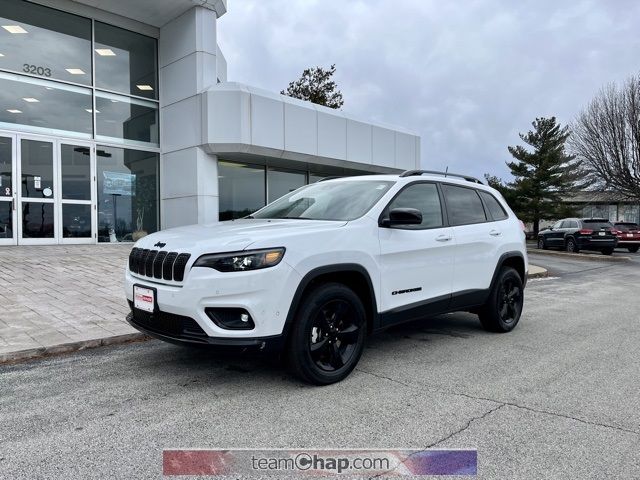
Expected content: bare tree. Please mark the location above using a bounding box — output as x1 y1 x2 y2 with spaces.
570 74 640 199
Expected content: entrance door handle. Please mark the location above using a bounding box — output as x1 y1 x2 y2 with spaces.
436 234 452 242
489 229 502 236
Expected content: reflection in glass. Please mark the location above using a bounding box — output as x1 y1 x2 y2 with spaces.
0 136 12 197
218 162 266 221
95 91 159 147
267 169 306 202
22 201 54 238
309 173 326 184
0 0 92 85
95 21 157 99
61 144 91 200
96 146 158 243
21 139 53 198
0 72 92 137
0 201 12 239
62 203 91 238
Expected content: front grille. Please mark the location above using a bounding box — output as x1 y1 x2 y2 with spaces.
128 301 207 339
129 248 191 282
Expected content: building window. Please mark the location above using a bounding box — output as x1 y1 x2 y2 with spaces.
267 168 306 203
0 72 92 138
0 0 92 85
95 91 159 147
96 146 159 242
218 162 266 221
94 21 158 100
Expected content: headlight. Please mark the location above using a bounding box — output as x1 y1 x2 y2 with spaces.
193 248 285 272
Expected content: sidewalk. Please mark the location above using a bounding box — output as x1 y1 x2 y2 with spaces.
0 244 141 362
0 245 547 363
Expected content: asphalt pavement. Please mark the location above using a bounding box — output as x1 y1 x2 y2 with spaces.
1 252 639 479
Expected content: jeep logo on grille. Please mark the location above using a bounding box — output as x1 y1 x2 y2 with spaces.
154 242 166 248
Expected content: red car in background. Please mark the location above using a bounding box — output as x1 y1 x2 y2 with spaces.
613 222 640 253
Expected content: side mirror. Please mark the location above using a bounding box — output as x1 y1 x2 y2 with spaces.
383 208 423 227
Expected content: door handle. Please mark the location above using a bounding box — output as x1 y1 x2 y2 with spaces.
436 234 452 242
489 229 502 236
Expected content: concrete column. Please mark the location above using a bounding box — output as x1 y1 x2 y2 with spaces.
159 6 220 228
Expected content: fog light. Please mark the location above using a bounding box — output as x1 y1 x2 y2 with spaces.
205 308 255 330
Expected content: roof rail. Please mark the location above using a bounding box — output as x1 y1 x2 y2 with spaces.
399 170 484 184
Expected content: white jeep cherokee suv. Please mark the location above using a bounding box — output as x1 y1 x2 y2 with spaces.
125 170 527 384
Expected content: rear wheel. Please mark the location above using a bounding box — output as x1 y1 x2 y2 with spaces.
601 248 614 255
537 237 547 250
566 237 579 253
287 283 366 385
478 267 523 333
628 246 639 253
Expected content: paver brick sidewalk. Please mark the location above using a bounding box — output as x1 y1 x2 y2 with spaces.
0 244 140 361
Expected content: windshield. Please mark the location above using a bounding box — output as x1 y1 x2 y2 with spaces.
252 180 394 221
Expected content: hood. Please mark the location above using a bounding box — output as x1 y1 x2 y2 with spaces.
133 219 347 254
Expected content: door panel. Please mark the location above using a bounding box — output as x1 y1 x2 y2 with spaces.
17 137 56 244
58 142 94 244
0 135 16 245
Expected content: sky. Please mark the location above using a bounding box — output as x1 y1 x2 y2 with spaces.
217 0 640 180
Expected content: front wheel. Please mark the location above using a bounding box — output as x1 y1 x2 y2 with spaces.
628 246 639 253
287 283 367 385
478 267 524 333
537 237 547 250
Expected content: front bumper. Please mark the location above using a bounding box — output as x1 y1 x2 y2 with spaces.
124 259 302 342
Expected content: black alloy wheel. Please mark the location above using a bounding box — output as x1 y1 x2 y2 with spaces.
288 283 366 385
497 277 522 325
537 237 546 250
478 266 524 333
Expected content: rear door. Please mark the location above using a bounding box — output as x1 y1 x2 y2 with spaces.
440 184 498 300
378 182 455 321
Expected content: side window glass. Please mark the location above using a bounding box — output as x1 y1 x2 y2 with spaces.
479 191 508 220
553 221 563 229
570 221 579 229
386 183 443 229
560 221 570 228
442 184 487 226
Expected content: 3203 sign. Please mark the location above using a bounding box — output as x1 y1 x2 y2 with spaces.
23 64 52 77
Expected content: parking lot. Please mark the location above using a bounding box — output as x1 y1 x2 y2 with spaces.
1 251 639 479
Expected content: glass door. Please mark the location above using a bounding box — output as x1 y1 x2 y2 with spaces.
58 142 95 244
0 134 17 246
17 136 56 245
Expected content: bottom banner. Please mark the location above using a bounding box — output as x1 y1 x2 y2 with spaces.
163 448 477 476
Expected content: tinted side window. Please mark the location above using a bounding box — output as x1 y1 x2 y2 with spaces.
569 221 579 229
479 191 508 220
442 184 487 226
386 183 443 229
560 221 571 228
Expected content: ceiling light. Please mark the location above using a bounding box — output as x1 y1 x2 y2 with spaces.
85 109 100 113
22 97 39 103
95 48 116 56
7 109 22 113
136 84 153 91
0 53 4 57
66 68 86 75
2 25 27 34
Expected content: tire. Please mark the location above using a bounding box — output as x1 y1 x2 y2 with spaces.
601 248 613 255
537 237 547 250
565 237 579 253
628 246 639 253
287 283 367 385
478 267 524 333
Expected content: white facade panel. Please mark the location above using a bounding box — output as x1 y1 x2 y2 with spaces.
250 94 285 151
346 119 373 165
317 111 347 160
161 95 202 153
284 102 318 156
372 126 395 169
395 131 418 170
204 87 251 146
160 53 198 106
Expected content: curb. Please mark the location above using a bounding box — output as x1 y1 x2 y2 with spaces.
527 248 631 262
527 266 548 279
0 333 151 366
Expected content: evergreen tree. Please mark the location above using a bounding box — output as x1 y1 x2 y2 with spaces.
502 117 588 234
281 64 344 109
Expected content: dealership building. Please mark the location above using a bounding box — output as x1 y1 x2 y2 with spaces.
0 0 420 245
